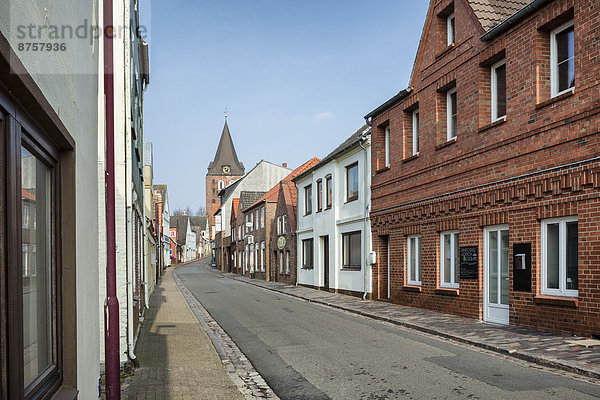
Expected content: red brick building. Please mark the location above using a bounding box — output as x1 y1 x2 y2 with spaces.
367 0 600 336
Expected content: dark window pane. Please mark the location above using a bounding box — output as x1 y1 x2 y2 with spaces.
495 64 506 118
21 146 53 387
546 223 560 289
556 26 575 92
566 222 578 290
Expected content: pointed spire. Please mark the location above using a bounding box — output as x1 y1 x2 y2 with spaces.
207 119 245 176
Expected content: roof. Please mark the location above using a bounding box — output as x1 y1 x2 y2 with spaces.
169 215 190 245
243 157 321 212
189 215 208 231
207 121 245 176
364 89 410 120
468 0 532 32
239 191 267 210
293 125 370 182
231 198 240 218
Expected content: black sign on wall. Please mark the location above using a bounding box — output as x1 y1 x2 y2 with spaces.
513 243 532 292
460 246 479 279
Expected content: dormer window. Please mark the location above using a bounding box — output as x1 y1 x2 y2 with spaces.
447 13 455 46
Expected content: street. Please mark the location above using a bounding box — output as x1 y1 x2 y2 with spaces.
177 260 600 400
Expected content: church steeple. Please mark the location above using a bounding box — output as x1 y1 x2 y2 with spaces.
207 120 245 176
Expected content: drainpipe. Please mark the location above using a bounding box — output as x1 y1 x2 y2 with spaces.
358 133 370 300
103 0 121 396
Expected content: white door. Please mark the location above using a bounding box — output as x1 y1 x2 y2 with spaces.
484 226 509 325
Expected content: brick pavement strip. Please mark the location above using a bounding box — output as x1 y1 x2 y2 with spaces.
122 267 275 399
211 267 600 382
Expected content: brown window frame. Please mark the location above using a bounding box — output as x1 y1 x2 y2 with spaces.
325 175 332 209
302 239 314 269
346 163 359 202
304 184 312 215
316 179 323 212
342 231 362 269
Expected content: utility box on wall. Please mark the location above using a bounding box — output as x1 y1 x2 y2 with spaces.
513 243 532 292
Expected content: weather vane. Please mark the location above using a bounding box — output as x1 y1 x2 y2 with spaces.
224 107 228 119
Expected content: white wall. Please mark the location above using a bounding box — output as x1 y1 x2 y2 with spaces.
296 134 372 295
0 1 101 397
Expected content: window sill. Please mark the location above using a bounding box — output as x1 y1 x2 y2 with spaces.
435 287 459 296
301 266 314 270
345 197 358 204
402 284 422 293
50 387 78 400
478 117 506 133
341 267 361 271
435 137 457 150
376 166 390 174
304 212 312 216
436 43 456 59
536 88 574 110
325 206 332 210
402 153 420 164
534 295 578 308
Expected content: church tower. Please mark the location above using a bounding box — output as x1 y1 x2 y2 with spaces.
206 120 245 213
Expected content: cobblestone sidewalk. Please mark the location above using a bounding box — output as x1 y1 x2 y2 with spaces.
213 267 600 381
122 267 248 399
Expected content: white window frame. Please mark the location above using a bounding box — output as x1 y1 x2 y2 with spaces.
218 179 225 190
282 215 287 234
491 59 507 122
286 251 290 274
550 20 575 98
304 184 312 215
407 235 421 286
384 126 390 167
447 12 455 46
261 241 266 272
277 216 281 235
446 88 457 141
440 230 459 288
541 216 578 297
412 110 419 156
279 251 284 273
261 207 265 228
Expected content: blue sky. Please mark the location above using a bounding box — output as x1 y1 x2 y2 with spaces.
142 0 429 212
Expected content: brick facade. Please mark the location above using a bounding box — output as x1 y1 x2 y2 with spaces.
270 182 298 285
368 0 600 336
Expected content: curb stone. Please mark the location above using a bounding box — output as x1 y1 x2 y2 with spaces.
172 270 280 400
209 266 600 382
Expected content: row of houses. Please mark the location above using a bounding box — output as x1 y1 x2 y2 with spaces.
213 0 600 338
0 0 191 398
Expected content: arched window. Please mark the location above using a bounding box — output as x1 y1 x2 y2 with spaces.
218 180 224 190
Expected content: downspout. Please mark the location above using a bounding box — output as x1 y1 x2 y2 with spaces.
103 0 121 396
293 181 299 286
359 134 370 300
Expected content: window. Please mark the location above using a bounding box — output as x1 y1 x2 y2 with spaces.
384 126 390 167
282 215 287 234
317 179 323 212
23 204 30 228
245 215 249 233
255 210 259 230
346 163 358 202
342 231 361 268
304 185 312 215
218 179 224 190
261 241 266 272
325 175 332 209
302 239 314 268
286 251 290 274
280 251 284 273
412 110 420 155
261 207 265 228
550 20 575 97
407 235 421 285
277 216 281 235
491 60 507 122
447 13 455 46
541 217 578 297
440 231 459 288
446 88 457 140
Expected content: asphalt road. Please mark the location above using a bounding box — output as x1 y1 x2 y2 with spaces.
177 261 600 400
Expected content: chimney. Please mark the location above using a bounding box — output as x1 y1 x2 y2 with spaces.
282 163 287 168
